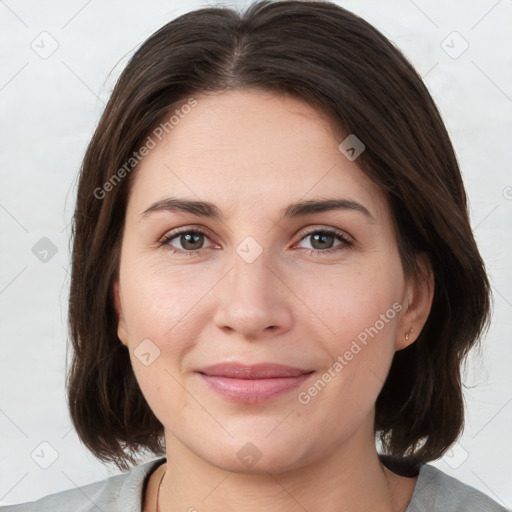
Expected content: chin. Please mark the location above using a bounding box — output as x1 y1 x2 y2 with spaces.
195 433 312 475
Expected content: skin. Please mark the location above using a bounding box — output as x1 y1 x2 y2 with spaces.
113 89 434 512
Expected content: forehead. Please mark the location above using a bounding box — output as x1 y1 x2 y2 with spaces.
127 89 389 224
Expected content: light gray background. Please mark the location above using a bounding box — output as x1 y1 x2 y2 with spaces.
1 0 511 508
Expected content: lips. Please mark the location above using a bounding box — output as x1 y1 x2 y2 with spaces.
197 362 312 379
196 362 314 404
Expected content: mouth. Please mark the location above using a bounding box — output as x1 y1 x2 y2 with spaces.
195 362 315 404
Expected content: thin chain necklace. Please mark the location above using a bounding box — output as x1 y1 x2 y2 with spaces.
155 463 399 512
156 465 166 512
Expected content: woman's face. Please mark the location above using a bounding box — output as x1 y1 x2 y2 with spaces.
114 89 431 473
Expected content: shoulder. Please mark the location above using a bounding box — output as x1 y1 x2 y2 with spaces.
407 463 509 512
0 458 165 512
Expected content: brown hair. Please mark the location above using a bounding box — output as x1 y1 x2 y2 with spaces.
67 0 491 471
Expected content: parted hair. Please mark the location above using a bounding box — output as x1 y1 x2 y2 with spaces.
67 0 491 471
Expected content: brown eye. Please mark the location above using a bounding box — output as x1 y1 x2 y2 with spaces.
176 232 205 251
160 228 213 255
296 228 353 255
309 232 336 250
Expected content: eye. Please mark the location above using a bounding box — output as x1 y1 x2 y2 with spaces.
295 227 353 255
159 228 216 255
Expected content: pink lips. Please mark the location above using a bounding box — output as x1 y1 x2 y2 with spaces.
196 363 314 404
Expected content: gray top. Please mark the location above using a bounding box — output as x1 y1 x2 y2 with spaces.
1 456 508 511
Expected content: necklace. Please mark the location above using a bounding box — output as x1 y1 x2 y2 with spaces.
155 462 398 512
156 465 166 512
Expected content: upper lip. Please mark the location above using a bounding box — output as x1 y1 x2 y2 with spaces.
196 362 313 379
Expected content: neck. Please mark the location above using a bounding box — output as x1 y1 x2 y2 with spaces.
157 422 414 512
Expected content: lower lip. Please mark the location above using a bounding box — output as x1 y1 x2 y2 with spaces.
198 373 314 404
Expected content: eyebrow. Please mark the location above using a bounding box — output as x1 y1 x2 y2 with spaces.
140 197 375 223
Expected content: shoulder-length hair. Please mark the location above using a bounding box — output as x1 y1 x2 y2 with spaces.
67 0 491 471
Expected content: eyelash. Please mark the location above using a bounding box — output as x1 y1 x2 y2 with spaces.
159 226 353 257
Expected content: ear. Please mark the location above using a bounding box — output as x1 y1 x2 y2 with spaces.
395 252 434 351
113 278 129 347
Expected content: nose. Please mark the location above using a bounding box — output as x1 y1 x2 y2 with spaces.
212 247 293 340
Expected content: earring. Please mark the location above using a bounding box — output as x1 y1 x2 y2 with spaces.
405 327 414 341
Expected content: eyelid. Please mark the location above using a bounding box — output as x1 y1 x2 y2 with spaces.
159 226 218 249
294 225 354 244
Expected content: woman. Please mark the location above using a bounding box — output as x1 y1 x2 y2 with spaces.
3 1 507 511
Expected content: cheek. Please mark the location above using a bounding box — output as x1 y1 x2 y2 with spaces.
294 273 401 439
121 268 198 427
118 249 218 342
293 255 403 342
292 254 403 404
117 255 222 422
